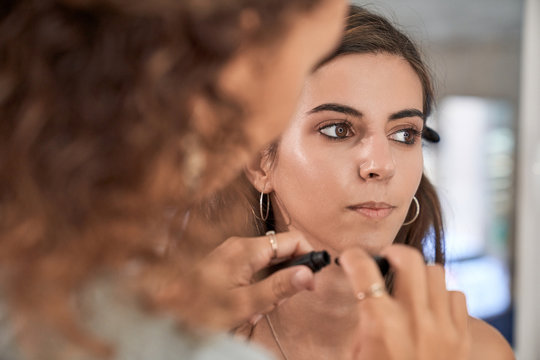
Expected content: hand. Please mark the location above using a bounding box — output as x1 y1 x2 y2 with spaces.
339 245 471 360
178 231 316 330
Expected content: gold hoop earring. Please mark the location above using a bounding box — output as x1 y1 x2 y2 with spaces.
402 196 420 226
259 185 270 221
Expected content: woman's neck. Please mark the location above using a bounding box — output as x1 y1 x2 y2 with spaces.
251 265 360 360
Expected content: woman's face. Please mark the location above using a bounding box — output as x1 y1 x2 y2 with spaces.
195 0 347 198
267 53 424 254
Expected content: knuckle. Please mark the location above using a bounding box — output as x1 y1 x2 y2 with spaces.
225 236 248 256
235 290 256 317
396 244 423 261
361 311 386 339
361 301 395 335
384 244 424 268
450 290 466 301
416 316 435 335
426 264 446 281
224 236 241 247
406 246 425 264
288 229 306 243
449 291 467 307
444 328 461 348
441 327 470 356
413 320 438 355
271 275 292 300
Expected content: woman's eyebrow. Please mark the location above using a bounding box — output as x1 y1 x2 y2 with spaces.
307 103 362 117
389 108 425 121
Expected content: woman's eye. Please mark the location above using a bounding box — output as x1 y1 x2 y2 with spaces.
389 128 421 145
319 123 353 139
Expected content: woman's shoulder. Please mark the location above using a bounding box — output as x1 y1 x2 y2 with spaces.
469 316 515 360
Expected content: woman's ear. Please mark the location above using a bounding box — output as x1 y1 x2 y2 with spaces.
244 151 274 193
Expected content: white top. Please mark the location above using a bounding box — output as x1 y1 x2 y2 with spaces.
0 278 273 360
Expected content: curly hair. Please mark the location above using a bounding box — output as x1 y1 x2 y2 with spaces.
0 0 325 355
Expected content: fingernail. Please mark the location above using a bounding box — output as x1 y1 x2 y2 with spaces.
291 268 314 291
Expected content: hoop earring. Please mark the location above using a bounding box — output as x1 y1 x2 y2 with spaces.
259 185 270 221
402 196 420 226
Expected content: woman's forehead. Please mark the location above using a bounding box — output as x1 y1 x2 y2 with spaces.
300 53 423 114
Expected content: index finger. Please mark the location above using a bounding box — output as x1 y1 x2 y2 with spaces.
339 247 388 302
247 230 314 273
207 230 313 275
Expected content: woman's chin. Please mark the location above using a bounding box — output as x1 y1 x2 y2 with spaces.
320 232 394 255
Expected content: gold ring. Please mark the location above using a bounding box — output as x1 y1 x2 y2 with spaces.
356 283 386 301
266 230 278 259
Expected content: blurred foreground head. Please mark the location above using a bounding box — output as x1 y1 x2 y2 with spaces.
0 0 345 356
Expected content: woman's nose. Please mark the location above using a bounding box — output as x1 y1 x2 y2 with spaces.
357 135 396 181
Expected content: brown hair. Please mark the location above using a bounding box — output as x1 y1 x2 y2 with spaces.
322 5 444 264
0 0 325 355
214 5 444 265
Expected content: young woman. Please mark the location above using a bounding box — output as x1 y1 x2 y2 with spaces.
219 5 514 359
0 0 345 358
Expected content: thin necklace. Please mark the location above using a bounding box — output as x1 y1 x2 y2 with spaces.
265 313 289 360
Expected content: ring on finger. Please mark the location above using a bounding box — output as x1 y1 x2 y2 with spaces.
266 230 278 259
356 283 386 301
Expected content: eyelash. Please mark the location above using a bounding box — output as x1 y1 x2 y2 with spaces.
389 128 422 145
318 122 422 146
318 121 354 140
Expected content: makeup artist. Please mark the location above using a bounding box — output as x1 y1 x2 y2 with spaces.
0 0 346 358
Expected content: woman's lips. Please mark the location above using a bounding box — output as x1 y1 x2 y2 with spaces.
348 202 395 219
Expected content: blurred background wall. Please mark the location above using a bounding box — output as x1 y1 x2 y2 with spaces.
352 1 539 357
515 0 540 359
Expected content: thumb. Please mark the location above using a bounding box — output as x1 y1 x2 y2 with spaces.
249 266 315 314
